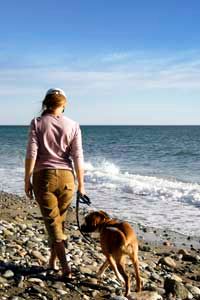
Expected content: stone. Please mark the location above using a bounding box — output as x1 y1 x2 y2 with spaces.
84 278 98 284
3 229 13 237
140 245 151 252
178 248 189 256
140 262 148 269
163 241 171 246
3 270 14 278
164 277 190 299
31 250 47 263
159 256 176 268
108 279 121 287
57 289 68 295
18 224 27 231
80 266 94 275
131 291 163 300
28 278 45 287
170 274 182 282
182 253 199 262
52 282 65 289
185 284 200 298
110 296 128 300
150 272 162 282
0 276 7 283
91 290 98 297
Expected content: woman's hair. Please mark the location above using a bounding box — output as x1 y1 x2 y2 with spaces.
41 93 66 116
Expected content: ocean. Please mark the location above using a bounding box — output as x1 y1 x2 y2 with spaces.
0 125 200 238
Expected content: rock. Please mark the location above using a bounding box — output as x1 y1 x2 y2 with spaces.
18 224 27 231
3 228 13 237
185 284 200 298
91 290 98 297
190 274 200 281
52 282 65 289
0 276 7 283
108 278 121 287
110 296 128 300
182 253 199 262
178 248 189 256
83 278 98 284
164 277 190 299
140 262 149 269
80 266 94 275
163 241 171 246
31 250 47 263
3 270 14 278
17 275 24 288
150 272 162 282
140 245 151 252
131 291 163 300
159 256 176 268
57 289 68 295
28 277 44 285
170 274 182 282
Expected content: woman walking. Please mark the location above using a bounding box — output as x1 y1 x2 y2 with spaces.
24 88 85 278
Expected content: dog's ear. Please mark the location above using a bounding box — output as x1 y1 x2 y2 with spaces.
91 217 97 227
98 210 110 219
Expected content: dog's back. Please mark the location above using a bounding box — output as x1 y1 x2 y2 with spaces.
100 220 138 257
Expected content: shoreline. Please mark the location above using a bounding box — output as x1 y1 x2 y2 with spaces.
2 189 199 249
0 191 200 300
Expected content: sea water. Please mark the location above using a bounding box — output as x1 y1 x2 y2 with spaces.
0 125 200 237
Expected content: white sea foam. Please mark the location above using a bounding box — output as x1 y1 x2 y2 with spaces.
84 160 200 237
85 161 200 208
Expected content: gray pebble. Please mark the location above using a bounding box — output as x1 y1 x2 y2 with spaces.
3 270 14 278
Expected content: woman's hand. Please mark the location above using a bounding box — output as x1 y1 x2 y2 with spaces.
25 179 33 199
24 158 36 199
78 185 86 196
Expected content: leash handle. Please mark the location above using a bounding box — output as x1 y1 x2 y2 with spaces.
76 191 91 243
77 191 91 206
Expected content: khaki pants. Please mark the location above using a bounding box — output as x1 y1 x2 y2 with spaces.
33 169 75 245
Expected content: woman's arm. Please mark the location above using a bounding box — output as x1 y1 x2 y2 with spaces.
71 124 85 195
25 119 38 198
24 158 36 199
74 162 85 195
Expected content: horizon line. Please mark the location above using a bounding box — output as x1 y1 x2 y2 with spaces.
0 124 200 127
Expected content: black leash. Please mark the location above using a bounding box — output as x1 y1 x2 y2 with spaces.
76 191 92 243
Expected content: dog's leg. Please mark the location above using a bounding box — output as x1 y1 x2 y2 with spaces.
49 245 58 270
97 259 109 277
106 255 125 283
116 260 130 297
130 254 142 292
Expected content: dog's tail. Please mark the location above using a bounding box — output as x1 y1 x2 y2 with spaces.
106 226 133 253
122 243 134 255
105 226 127 245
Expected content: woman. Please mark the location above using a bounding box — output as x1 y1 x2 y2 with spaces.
24 88 85 278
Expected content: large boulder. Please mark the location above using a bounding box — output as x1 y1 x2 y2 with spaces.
164 277 191 299
159 256 177 268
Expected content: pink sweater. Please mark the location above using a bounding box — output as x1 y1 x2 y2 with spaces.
26 114 84 172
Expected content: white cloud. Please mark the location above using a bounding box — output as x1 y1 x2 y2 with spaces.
101 51 133 63
1 50 200 99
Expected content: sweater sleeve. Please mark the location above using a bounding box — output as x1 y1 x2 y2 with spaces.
70 123 84 168
26 119 39 160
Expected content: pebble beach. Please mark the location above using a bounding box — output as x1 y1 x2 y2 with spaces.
0 191 200 300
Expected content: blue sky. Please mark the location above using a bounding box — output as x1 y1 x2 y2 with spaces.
0 0 200 125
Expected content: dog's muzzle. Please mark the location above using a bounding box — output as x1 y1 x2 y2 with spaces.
80 223 96 233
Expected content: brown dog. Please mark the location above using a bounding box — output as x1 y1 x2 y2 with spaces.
80 210 142 296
